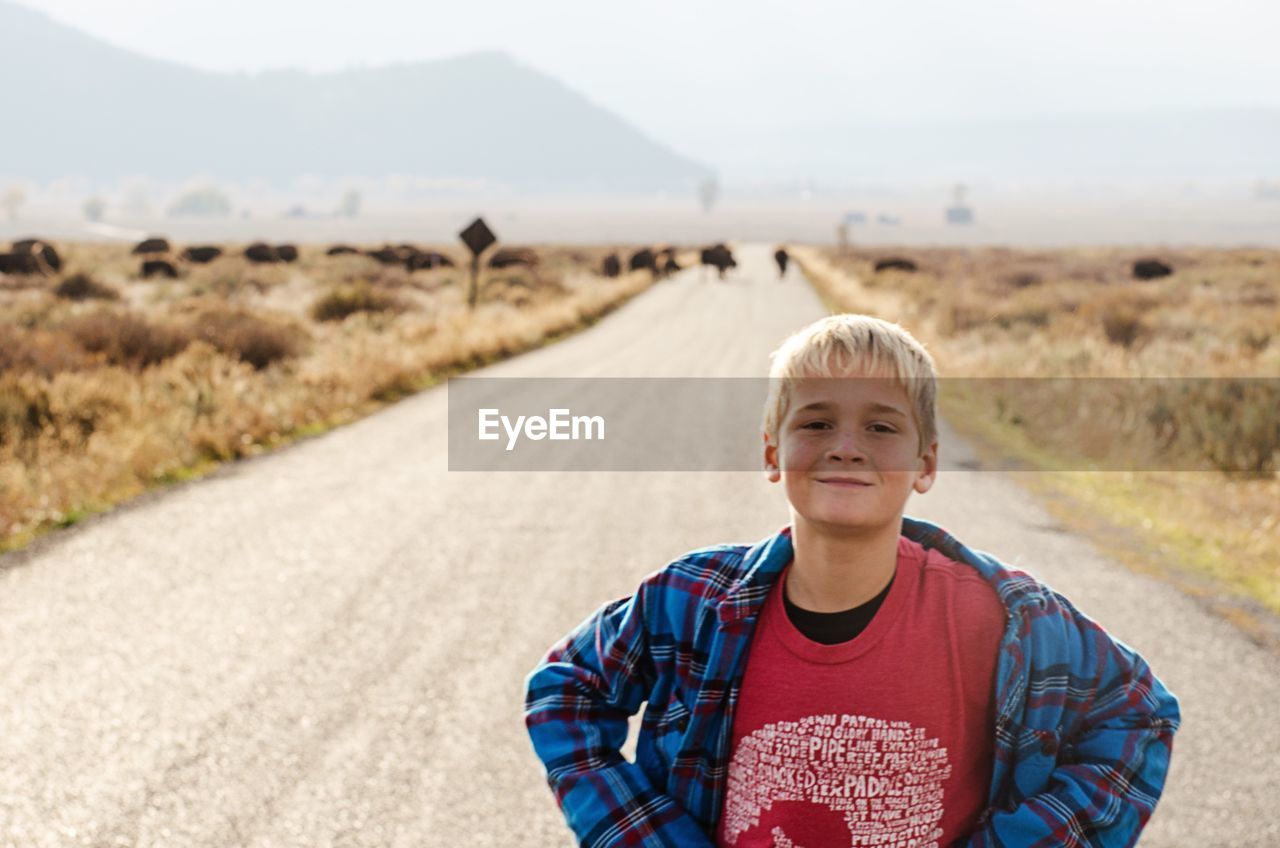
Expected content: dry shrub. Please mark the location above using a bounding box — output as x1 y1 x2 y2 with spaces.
480 271 570 307
63 311 192 369
1240 325 1271 353
1101 308 1147 348
310 284 408 322
0 325 89 377
187 308 309 370
1003 270 1043 288
184 257 286 299
353 266 412 289
187 272 269 299
54 272 120 302
0 376 52 449
1166 380 1280 477
994 306 1051 330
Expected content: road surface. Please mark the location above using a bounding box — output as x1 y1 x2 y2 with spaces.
1 246 1275 846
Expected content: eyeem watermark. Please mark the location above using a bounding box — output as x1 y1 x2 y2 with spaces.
478 408 605 451
450 376 1279 472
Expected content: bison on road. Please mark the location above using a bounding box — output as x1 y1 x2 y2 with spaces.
773 247 789 277
628 248 657 274
601 254 621 278
700 244 736 279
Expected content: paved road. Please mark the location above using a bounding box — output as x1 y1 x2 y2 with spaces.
1 246 1275 846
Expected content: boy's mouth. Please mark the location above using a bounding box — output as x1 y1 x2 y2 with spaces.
814 476 873 487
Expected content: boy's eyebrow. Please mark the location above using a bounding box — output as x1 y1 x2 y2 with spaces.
793 400 909 418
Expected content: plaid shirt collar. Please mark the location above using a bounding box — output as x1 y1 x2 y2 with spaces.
714 517 1053 625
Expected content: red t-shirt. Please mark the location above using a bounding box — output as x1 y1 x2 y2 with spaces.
715 535 1006 848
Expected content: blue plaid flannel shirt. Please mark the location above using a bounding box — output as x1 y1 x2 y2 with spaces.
524 516 1180 847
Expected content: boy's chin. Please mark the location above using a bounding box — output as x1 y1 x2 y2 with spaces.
795 508 900 536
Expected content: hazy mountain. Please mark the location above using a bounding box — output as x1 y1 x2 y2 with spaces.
0 1 712 192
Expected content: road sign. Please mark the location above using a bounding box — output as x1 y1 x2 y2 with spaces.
459 217 497 256
459 217 498 310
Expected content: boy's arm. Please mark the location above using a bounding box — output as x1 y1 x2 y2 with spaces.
524 587 716 848
955 595 1181 848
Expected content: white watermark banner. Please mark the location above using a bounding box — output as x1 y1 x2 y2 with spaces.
447 377 1279 473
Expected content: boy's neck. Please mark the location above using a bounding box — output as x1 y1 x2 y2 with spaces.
786 515 902 613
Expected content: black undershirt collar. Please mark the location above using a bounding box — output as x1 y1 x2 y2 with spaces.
783 574 896 645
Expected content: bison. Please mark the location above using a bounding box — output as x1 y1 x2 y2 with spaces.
326 245 359 256
874 257 917 273
488 247 539 270
601 254 621 278
773 247 789 277
181 245 223 263
244 242 279 263
366 246 404 265
406 251 455 271
0 252 49 275
1133 259 1172 280
651 246 681 278
132 237 171 255
12 239 62 272
628 248 657 273
141 259 178 279
275 244 299 263
700 244 736 279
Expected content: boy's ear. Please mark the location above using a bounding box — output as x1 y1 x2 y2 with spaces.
913 439 939 494
763 432 781 483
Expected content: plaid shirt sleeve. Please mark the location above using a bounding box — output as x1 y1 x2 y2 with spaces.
954 590 1181 848
523 584 716 848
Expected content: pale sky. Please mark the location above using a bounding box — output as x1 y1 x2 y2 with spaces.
14 0 1280 173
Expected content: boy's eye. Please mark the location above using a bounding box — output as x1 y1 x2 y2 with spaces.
868 423 898 434
799 420 831 430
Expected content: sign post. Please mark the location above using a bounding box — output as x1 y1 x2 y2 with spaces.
458 217 498 310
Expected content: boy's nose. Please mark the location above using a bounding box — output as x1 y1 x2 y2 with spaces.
825 431 869 463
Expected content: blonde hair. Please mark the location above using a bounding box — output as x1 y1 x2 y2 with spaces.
763 314 938 453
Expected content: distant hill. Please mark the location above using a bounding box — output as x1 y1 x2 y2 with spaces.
0 1 712 192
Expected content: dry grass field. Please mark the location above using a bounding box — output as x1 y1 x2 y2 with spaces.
795 245 1279 627
0 241 671 551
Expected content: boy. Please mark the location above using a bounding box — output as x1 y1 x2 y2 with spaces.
524 314 1180 847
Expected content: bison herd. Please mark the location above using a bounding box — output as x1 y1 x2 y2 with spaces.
595 244 737 281
0 237 465 280
0 237 1184 288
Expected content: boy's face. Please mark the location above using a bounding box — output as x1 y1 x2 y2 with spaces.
763 375 937 536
